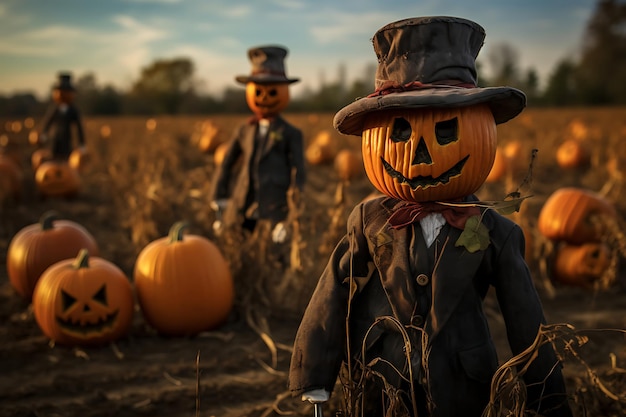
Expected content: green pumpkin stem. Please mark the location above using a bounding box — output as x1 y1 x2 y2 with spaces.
40 210 60 230
168 221 189 243
73 249 90 269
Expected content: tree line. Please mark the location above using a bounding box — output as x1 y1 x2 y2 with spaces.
1 0 624 117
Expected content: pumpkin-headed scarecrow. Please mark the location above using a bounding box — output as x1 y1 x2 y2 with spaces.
210 46 306 243
39 72 86 160
289 17 572 417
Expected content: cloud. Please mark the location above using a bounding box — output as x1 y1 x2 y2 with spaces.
123 0 183 3
309 11 396 44
219 5 253 18
0 25 85 56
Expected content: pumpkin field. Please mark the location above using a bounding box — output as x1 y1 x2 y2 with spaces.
0 108 625 416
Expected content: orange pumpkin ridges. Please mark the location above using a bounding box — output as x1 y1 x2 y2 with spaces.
6 211 100 300
133 221 234 336
32 249 134 346
245 82 290 119
537 187 616 245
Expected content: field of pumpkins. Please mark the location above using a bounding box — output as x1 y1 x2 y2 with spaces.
0 108 625 417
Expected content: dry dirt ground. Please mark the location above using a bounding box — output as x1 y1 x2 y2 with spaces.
0 111 625 417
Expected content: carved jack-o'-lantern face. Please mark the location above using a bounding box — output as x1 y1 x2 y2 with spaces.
52 89 75 105
35 161 81 198
361 104 497 202
32 250 134 346
246 82 290 118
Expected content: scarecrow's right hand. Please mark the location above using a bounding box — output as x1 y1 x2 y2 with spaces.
210 199 228 212
301 388 329 403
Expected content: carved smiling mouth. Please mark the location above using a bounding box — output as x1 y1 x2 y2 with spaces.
56 310 119 337
381 155 469 190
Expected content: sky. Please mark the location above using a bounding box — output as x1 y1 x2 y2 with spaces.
0 0 598 100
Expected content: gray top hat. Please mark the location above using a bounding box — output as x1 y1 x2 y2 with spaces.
334 16 526 136
53 72 75 91
235 45 299 84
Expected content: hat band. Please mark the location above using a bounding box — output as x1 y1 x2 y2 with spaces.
251 69 287 77
368 80 475 98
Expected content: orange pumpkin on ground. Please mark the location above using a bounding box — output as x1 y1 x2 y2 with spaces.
0 154 23 201
133 222 234 336
305 141 334 165
68 147 91 173
31 148 53 171
555 139 590 170
32 249 134 346
7 211 100 300
334 149 364 182
537 187 616 245
35 160 81 198
552 243 612 288
362 105 496 202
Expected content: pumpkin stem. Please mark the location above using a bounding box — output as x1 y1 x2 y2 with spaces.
73 249 90 269
168 221 189 243
40 210 60 230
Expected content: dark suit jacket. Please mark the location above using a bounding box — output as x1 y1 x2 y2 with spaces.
42 104 85 158
210 115 305 226
289 196 572 417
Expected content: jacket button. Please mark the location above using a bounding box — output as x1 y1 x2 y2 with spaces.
416 274 429 286
412 315 424 326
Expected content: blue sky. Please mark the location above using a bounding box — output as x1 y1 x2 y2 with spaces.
0 0 597 100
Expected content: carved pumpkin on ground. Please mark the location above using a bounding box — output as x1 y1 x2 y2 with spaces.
133 222 234 336
361 105 497 202
35 160 81 198
7 211 100 300
537 187 616 245
33 249 134 346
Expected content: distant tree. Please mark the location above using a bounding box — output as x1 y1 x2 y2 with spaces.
0 93 43 117
130 57 197 114
220 86 247 114
576 0 626 104
74 73 122 115
486 42 522 88
543 59 579 106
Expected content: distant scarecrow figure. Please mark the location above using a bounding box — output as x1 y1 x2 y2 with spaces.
40 72 85 160
289 16 573 417
210 45 306 243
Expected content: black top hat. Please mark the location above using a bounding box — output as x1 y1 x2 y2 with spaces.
235 45 299 85
333 16 526 136
53 72 76 91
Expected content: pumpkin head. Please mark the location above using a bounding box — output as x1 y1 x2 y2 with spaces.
7 211 100 300
361 104 497 202
52 88 75 104
537 187 616 245
245 82 290 118
133 222 234 336
552 243 612 289
33 249 134 346
35 160 81 198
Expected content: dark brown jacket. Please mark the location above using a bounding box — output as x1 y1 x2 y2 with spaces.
289 196 572 417
210 116 305 226
42 104 85 158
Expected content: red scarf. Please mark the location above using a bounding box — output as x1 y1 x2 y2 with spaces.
388 201 481 230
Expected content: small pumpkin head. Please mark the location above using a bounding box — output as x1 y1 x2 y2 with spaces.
552 243 612 289
52 88 76 105
245 82 290 118
35 160 81 198
361 104 497 202
33 249 134 346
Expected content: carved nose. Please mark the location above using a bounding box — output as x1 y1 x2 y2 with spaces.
412 137 432 165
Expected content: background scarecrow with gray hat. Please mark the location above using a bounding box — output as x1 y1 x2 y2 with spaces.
289 16 572 417
40 72 85 159
210 45 306 244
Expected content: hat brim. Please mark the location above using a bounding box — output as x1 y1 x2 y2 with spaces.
333 86 526 136
235 74 299 84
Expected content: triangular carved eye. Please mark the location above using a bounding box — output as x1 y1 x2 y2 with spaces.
435 117 458 145
92 285 108 306
61 290 77 312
